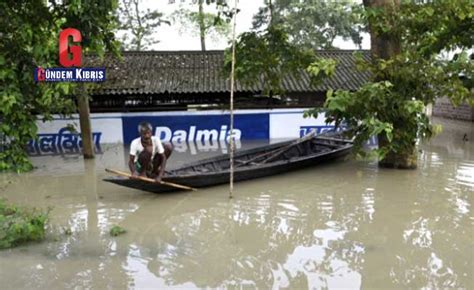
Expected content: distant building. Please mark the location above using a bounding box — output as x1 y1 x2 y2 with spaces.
87 50 371 112
433 97 474 121
86 49 472 121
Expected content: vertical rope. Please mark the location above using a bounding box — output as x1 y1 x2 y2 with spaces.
229 0 238 199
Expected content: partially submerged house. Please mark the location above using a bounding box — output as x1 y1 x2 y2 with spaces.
88 50 371 112
24 49 471 155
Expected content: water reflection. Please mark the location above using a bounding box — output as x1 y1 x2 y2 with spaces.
173 139 242 155
456 161 474 187
115 189 369 288
0 117 472 289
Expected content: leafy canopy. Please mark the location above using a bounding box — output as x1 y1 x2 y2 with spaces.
253 0 365 49
306 0 473 161
227 25 316 97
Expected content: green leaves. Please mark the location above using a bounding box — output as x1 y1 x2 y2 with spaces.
110 225 126 237
253 0 365 49
307 58 337 84
398 0 474 56
0 199 49 249
404 100 424 114
0 94 18 112
325 89 350 113
227 25 316 97
229 0 366 99
305 0 473 166
364 117 393 142
311 72 429 160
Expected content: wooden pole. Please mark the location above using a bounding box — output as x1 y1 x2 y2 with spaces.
105 168 197 191
78 84 95 159
229 0 238 199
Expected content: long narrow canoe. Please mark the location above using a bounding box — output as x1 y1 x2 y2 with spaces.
103 134 353 193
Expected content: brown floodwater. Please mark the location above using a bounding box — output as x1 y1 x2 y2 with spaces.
0 117 472 289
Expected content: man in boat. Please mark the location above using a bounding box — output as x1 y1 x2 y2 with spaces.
129 121 173 182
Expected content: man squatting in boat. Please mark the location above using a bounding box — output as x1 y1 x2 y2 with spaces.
129 122 173 182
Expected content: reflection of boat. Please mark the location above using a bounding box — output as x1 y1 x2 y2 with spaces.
103 134 353 193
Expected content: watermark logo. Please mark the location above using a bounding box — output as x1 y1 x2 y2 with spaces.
35 28 105 82
37 67 46 81
59 28 82 67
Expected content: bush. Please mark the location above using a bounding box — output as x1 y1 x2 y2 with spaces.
0 200 49 249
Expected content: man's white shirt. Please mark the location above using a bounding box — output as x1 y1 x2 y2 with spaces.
130 136 165 162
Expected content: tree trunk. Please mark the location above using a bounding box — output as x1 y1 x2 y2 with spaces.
363 0 401 59
78 85 95 159
378 134 417 169
269 0 274 26
364 0 416 168
134 0 143 51
198 0 206 51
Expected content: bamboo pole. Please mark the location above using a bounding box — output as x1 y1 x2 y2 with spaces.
105 168 197 191
229 0 238 199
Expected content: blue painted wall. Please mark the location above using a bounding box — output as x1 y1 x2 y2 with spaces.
122 113 269 144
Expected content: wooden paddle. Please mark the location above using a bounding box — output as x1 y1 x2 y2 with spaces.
105 168 197 191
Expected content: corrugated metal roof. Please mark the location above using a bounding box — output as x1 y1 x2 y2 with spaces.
89 50 371 95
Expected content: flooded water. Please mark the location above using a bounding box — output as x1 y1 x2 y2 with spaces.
0 117 472 289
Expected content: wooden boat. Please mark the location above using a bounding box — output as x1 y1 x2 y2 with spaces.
103 134 353 193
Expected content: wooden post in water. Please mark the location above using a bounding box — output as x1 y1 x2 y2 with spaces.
78 84 95 159
229 0 238 199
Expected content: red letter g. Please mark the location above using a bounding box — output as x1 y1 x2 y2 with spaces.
59 28 82 67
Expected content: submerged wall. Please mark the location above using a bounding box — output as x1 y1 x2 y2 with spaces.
433 97 474 121
29 109 337 156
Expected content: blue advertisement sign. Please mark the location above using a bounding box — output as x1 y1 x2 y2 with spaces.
122 113 269 144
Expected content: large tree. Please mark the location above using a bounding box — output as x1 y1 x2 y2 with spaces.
252 0 365 49
306 0 473 168
0 0 120 172
117 0 169 50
